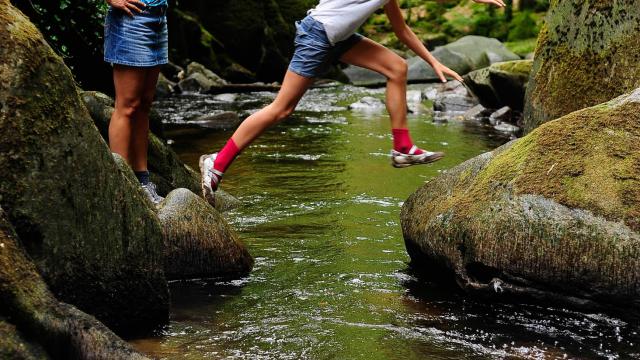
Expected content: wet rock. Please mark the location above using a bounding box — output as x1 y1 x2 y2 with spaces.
493 122 520 133
178 72 218 93
463 104 489 120
407 47 474 84
156 73 177 98
214 93 238 102
422 87 438 101
193 111 242 130
433 94 476 112
489 106 513 125
222 62 258 84
0 3 169 335
348 96 386 112
464 60 532 110
523 1 640 133
0 208 148 359
186 61 227 85
158 189 254 280
342 65 386 87
402 89 640 318
445 36 520 69
161 62 184 83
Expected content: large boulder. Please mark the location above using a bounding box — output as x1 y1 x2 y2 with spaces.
401 89 640 318
0 2 169 335
0 208 148 359
464 60 533 111
344 36 519 86
81 91 241 212
158 189 254 280
523 1 640 133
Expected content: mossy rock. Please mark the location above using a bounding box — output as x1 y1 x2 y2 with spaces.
0 2 168 335
523 0 640 133
81 91 241 212
464 60 533 110
158 188 253 280
0 207 148 359
0 318 48 359
401 88 640 318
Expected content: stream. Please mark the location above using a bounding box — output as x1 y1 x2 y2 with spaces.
130 84 640 359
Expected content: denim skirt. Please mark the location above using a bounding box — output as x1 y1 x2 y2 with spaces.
288 15 363 78
104 5 168 67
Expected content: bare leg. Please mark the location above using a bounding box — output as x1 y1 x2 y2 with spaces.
231 70 315 150
340 38 409 129
109 65 148 165
130 66 160 172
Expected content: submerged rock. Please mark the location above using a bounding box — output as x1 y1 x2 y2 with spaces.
464 60 533 111
0 208 148 359
402 89 640 318
348 96 386 112
193 111 242 130
0 2 168 335
523 1 640 133
433 94 476 113
158 189 254 280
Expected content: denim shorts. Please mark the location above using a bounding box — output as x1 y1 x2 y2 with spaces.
104 5 168 67
288 16 363 78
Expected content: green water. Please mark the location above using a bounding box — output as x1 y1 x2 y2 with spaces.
131 86 639 359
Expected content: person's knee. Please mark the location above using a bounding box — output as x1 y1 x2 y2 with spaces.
387 58 408 82
117 97 144 118
272 104 295 123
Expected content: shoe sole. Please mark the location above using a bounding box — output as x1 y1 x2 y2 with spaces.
392 152 445 168
199 154 216 205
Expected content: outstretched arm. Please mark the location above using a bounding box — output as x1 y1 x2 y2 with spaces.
383 0 505 82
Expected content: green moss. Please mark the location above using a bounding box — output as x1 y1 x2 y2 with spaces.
524 0 640 132
492 59 533 75
457 93 640 231
504 38 538 57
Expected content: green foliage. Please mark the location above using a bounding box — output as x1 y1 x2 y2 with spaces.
12 0 112 92
14 0 107 59
507 11 538 41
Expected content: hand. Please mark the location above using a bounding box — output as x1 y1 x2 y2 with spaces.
106 0 146 17
431 61 464 83
473 0 506 7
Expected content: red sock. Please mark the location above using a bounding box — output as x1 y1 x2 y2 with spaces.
213 138 240 173
392 128 423 154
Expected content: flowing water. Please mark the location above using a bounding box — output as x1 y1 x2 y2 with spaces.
131 85 640 359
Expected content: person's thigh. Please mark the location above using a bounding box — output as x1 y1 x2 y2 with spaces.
141 66 161 108
271 70 315 112
113 64 148 108
339 37 405 79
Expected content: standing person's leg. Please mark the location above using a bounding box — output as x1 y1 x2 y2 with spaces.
340 38 443 166
200 70 314 197
109 65 147 167
129 66 161 183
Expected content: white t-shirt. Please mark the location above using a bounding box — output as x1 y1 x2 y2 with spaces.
308 0 390 45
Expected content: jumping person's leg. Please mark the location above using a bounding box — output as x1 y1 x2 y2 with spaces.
340 38 443 166
341 38 409 131
203 70 314 187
